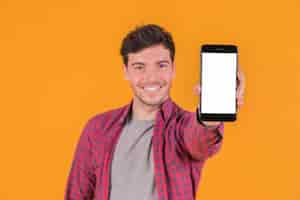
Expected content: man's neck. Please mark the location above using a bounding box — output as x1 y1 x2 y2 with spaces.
131 98 161 121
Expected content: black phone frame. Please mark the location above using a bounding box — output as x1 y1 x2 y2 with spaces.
199 44 238 122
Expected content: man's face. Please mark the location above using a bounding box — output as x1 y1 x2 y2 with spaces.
124 44 175 107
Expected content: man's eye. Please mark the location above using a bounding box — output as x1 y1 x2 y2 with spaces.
134 66 144 70
160 64 167 68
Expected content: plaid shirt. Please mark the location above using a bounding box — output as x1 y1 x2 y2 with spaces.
65 98 224 200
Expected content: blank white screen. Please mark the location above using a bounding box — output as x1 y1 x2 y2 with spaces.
201 53 237 114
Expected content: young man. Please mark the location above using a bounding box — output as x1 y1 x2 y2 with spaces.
65 24 245 200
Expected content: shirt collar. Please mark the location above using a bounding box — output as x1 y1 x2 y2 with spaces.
117 97 176 126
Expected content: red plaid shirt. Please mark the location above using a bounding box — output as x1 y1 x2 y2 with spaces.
65 98 224 200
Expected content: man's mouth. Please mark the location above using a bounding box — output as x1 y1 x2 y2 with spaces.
142 85 162 92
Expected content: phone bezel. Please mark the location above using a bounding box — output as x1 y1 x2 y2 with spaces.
199 44 238 122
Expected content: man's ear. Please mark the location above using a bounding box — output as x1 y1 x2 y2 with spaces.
172 62 176 79
123 64 129 80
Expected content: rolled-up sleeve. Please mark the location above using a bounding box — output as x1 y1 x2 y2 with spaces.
65 119 96 200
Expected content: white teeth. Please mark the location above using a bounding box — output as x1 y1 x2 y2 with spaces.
143 86 161 91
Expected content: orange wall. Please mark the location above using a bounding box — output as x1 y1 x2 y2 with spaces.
0 0 299 199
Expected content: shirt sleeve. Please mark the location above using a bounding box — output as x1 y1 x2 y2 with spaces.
65 118 96 200
179 111 224 162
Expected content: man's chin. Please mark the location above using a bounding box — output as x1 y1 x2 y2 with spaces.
139 96 167 107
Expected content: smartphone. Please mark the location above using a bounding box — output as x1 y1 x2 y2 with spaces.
199 44 238 121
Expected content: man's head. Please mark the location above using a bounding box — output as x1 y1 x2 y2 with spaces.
120 24 176 107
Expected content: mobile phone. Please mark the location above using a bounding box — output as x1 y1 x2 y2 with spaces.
199 44 238 121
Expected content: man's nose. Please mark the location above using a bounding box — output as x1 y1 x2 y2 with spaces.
145 67 160 82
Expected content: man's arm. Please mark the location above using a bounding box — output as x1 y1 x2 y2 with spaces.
180 111 224 161
183 66 244 161
65 119 96 200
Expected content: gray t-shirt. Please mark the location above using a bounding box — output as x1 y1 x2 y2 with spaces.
109 115 157 200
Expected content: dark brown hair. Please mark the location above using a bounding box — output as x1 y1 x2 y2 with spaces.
120 24 175 66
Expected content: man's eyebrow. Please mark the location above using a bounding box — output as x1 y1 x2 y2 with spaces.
131 62 145 66
157 60 170 64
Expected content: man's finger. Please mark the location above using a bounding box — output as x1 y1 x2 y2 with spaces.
236 68 245 97
193 84 201 95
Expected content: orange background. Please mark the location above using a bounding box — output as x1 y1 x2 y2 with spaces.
1 0 299 199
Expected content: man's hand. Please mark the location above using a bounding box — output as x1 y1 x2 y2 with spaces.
193 67 246 127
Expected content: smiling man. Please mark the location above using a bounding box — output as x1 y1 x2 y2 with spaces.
65 24 245 200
